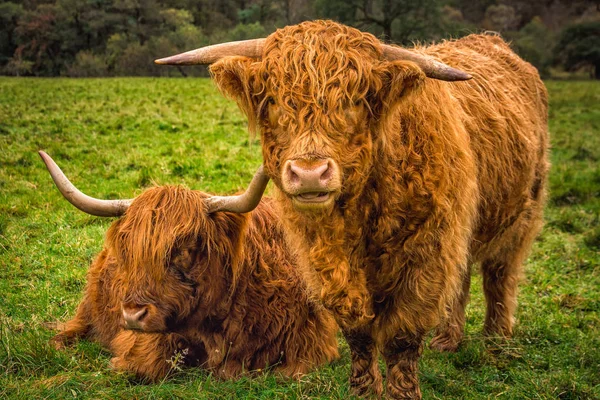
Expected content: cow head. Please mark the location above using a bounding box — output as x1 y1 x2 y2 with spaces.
39 151 267 332
106 187 248 332
156 20 471 213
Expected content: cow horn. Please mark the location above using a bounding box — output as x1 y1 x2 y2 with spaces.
154 39 266 65
39 151 132 217
205 166 269 214
382 44 472 81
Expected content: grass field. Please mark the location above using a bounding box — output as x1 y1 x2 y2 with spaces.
0 77 598 399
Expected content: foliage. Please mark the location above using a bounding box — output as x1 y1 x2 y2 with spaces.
211 22 270 43
313 0 443 43
1 0 598 77
67 51 108 77
555 21 600 79
0 77 599 398
0 2 23 65
511 17 554 78
438 6 477 39
482 4 519 32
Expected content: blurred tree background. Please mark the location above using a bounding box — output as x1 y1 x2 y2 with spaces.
0 0 598 77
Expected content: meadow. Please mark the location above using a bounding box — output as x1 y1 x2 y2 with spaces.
0 77 598 399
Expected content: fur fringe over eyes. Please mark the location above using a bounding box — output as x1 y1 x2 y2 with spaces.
209 20 548 398
51 186 339 381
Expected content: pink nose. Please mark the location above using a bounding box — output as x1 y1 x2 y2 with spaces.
122 304 148 330
284 159 334 192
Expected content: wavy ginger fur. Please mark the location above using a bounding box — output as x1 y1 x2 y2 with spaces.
52 186 338 381
211 20 548 398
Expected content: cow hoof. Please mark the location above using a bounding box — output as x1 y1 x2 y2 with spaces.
350 385 383 399
50 332 76 350
109 356 126 371
50 336 67 350
350 376 383 399
429 332 461 353
349 369 383 399
483 323 513 339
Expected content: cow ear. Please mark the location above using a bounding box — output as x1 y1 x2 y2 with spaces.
370 60 425 114
210 57 260 133
209 211 248 273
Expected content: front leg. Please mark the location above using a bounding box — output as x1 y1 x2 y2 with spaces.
322 279 374 330
50 299 92 349
294 222 373 329
110 331 205 382
343 327 383 398
317 256 374 329
430 270 471 352
382 333 423 400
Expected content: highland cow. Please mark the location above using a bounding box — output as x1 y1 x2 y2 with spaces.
156 20 549 398
40 151 339 382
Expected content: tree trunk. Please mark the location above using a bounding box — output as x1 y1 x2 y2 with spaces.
383 22 392 40
381 0 393 40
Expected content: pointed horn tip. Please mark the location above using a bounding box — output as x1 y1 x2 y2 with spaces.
154 57 171 65
154 54 192 65
437 68 472 82
154 55 196 66
38 150 52 165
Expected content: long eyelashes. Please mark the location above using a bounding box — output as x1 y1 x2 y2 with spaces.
172 267 197 288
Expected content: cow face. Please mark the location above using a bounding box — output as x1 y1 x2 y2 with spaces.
113 235 201 333
107 188 245 333
211 21 424 213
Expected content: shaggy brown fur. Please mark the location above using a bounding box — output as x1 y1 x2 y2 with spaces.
52 186 338 381
210 20 548 398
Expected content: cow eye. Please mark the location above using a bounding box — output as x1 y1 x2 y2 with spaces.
267 96 275 105
170 244 198 270
173 267 197 287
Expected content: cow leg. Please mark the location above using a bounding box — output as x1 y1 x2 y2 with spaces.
318 259 374 329
430 270 471 352
51 300 91 349
343 327 383 398
481 255 523 337
482 208 543 337
382 333 423 400
110 331 205 382
482 255 522 337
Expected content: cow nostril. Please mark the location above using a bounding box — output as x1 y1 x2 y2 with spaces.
319 160 332 182
136 307 148 321
287 162 301 184
289 168 300 184
122 305 148 325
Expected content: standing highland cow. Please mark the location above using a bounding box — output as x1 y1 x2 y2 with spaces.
156 20 549 398
40 151 338 382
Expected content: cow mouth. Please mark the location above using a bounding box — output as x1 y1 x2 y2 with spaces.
121 319 147 331
121 320 167 333
297 192 330 202
291 191 335 209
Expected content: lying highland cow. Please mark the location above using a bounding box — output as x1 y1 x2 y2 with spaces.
40 151 338 381
156 20 549 398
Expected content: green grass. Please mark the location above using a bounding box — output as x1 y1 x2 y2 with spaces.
1 77 599 399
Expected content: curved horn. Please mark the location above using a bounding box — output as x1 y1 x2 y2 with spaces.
206 166 269 214
382 44 472 81
155 39 266 65
39 151 132 217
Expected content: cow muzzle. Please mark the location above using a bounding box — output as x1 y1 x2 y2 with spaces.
281 158 341 210
122 304 149 331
